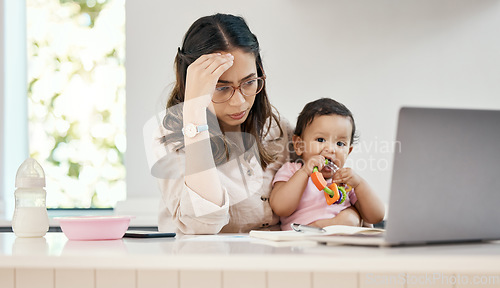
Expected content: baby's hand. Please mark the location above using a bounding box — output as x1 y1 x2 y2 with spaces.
300 155 325 176
332 167 362 188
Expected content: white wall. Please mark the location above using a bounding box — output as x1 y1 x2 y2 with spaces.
126 0 500 204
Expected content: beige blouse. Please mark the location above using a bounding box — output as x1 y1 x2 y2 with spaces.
149 113 294 234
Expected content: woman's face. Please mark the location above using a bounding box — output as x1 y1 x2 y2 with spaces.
212 49 257 132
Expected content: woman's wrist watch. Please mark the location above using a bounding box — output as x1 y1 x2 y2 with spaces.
182 123 209 138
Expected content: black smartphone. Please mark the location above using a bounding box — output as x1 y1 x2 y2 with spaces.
123 230 176 238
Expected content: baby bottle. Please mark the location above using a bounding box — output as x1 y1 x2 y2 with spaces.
11 158 49 237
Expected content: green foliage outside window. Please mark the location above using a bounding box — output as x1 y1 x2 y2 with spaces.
27 0 126 208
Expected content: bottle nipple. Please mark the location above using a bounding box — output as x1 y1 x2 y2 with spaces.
15 158 46 188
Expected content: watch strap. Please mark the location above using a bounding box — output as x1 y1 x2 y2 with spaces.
197 124 209 133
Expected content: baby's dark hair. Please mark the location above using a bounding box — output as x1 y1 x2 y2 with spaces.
294 98 358 145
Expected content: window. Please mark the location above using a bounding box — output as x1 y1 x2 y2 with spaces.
26 0 126 208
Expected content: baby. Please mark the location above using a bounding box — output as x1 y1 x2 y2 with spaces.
270 98 385 230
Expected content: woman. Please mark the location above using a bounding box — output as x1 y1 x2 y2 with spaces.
152 13 361 234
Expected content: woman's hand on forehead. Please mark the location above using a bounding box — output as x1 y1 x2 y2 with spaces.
184 53 234 106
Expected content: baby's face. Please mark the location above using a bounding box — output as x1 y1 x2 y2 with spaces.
297 114 353 178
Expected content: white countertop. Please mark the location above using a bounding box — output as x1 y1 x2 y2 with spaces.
1 232 500 273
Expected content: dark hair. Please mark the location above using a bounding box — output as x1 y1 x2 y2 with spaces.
161 13 282 169
294 98 358 145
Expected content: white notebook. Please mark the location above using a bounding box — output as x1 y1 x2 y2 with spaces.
249 225 384 242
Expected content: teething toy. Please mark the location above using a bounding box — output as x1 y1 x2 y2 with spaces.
310 159 350 205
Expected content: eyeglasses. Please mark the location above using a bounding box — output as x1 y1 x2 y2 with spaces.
212 76 266 103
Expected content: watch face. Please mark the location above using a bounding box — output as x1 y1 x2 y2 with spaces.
184 124 197 138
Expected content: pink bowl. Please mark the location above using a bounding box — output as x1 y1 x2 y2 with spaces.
56 216 134 241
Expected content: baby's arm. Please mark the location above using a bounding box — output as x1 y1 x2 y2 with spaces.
333 168 385 224
270 156 325 217
269 173 308 217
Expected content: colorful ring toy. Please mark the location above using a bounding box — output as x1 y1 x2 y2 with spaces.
310 160 350 205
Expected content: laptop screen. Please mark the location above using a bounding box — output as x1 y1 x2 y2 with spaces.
385 107 500 245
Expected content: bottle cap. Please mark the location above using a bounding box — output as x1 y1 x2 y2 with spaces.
15 158 46 188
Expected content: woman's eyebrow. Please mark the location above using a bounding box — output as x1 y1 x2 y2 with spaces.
217 73 256 84
240 73 256 81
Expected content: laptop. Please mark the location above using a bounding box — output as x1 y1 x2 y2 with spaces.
314 107 500 246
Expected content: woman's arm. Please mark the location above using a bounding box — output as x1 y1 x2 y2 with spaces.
182 53 234 206
152 123 230 234
183 103 223 205
154 53 235 234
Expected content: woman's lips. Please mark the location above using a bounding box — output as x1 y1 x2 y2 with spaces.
229 111 246 120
